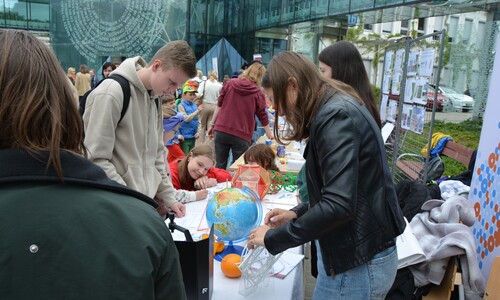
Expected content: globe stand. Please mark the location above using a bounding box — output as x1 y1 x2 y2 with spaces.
214 241 244 261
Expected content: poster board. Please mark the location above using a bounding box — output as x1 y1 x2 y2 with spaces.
469 34 500 281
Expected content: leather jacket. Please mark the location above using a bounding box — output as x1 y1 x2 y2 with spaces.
264 92 405 276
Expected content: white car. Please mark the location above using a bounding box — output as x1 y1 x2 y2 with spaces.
429 84 475 112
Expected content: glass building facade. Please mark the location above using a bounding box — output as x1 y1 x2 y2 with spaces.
1 0 499 76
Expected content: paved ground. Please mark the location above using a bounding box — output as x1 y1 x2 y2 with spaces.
430 111 473 123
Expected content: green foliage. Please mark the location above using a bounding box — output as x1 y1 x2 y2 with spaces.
433 120 482 176
372 84 381 106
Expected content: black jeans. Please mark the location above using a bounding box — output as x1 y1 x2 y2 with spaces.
214 131 250 169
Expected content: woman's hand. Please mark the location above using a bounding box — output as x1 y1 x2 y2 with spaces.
207 125 215 139
194 176 218 189
264 208 297 228
247 225 270 250
195 189 209 200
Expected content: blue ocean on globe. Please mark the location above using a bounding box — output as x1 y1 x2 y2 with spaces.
206 187 262 243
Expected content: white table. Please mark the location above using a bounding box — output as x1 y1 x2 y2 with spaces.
168 184 304 300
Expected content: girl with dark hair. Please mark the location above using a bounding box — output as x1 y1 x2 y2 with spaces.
101 61 116 79
318 41 382 127
169 144 232 191
247 51 405 299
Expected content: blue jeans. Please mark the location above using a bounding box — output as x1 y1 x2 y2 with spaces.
313 241 397 300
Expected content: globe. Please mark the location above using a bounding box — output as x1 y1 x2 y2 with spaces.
206 187 263 245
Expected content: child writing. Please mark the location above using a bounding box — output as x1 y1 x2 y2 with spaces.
169 145 232 191
163 103 208 203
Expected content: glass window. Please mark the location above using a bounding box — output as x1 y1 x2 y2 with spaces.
382 22 392 34
462 19 473 46
29 2 50 30
5 0 28 28
329 0 349 15
477 21 486 50
448 16 459 43
350 0 374 12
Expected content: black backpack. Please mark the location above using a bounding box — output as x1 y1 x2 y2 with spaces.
79 74 131 123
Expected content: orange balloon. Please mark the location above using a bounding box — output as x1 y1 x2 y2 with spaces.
221 254 242 278
214 241 225 254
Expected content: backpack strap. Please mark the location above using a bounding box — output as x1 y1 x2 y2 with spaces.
107 74 131 124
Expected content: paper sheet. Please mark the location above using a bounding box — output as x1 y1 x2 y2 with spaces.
272 252 304 279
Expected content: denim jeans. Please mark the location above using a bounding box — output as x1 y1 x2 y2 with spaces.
313 241 397 300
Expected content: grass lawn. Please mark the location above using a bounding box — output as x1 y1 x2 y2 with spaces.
432 119 482 176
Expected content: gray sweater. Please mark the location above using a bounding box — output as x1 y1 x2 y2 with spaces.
409 195 485 299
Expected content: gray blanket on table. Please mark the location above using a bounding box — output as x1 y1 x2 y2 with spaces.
409 195 485 300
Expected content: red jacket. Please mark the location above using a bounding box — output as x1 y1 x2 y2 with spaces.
169 160 232 190
213 78 269 143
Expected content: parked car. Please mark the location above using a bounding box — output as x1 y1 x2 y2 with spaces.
426 84 474 112
425 84 445 112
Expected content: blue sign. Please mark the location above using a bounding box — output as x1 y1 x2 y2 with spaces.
348 15 359 27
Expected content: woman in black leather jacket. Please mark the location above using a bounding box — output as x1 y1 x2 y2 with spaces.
248 52 405 299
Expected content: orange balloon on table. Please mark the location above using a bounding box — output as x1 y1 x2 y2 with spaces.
214 241 225 254
221 254 242 278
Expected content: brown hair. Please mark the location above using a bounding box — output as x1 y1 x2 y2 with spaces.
239 62 266 85
261 51 361 144
319 41 381 127
177 145 214 188
0 29 87 179
79 64 89 74
161 94 176 118
148 40 197 78
244 144 279 172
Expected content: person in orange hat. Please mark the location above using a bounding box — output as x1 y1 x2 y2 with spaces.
177 81 203 154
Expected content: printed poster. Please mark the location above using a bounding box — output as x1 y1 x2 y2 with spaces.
407 50 419 76
394 48 405 72
412 77 429 105
419 48 435 77
469 34 500 282
404 77 415 104
380 94 389 121
400 104 412 130
384 50 394 73
410 106 425 134
391 72 402 95
382 74 391 94
387 100 398 123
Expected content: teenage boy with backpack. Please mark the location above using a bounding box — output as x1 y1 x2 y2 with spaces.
82 41 197 218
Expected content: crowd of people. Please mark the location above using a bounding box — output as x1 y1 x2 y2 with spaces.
1 28 405 300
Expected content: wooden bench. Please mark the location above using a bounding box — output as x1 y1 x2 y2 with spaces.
484 256 500 299
396 141 474 182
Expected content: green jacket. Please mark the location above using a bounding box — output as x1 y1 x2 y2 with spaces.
0 149 187 300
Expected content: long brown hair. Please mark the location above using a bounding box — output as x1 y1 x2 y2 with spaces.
177 145 214 188
319 41 381 127
262 51 361 144
0 29 86 179
244 144 279 172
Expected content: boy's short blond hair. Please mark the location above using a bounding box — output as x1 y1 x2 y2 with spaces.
149 40 197 78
